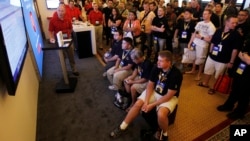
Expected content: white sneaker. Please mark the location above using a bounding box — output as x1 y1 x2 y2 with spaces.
102 72 107 77
108 85 118 91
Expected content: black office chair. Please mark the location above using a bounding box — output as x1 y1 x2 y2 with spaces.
140 105 178 141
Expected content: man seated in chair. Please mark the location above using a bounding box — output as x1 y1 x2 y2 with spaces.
103 30 123 77
110 50 183 141
106 37 134 91
123 48 153 111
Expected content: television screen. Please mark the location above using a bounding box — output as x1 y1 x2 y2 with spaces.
46 0 60 9
0 0 28 95
20 0 44 77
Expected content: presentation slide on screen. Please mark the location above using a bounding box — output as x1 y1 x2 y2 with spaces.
0 1 27 81
21 0 44 77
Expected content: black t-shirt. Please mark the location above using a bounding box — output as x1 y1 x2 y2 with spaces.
191 7 202 21
231 33 250 79
174 7 183 17
111 40 122 56
109 15 123 31
102 7 112 24
235 21 250 40
136 59 153 79
176 19 196 43
210 28 243 63
149 65 183 97
152 16 169 39
210 13 220 28
118 49 134 67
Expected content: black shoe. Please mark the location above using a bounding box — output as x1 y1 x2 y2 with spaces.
110 126 127 138
113 100 122 109
140 129 155 141
227 112 244 120
217 105 233 112
161 135 168 141
72 71 79 76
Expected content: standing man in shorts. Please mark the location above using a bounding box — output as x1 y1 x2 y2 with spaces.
186 9 216 81
110 50 183 141
197 15 243 94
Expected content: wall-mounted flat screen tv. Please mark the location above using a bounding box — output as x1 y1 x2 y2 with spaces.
0 0 28 95
46 0 60 9
21 0 44 77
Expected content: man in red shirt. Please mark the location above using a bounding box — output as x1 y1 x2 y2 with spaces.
49 4 79 76
88 2 103 49
67 0 84 21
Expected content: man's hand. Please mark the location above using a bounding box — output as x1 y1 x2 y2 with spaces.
142 103 154 113
50 38 55 43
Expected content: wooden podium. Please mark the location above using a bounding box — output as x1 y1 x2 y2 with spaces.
42 40 77 93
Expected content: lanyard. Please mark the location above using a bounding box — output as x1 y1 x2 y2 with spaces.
140 11 150 24
122 50 131 60
158 71 168 82
184 22 189 30
221 31 230 41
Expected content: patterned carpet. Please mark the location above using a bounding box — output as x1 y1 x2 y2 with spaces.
206 111 250 141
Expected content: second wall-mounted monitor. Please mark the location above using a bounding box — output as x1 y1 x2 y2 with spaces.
21 0 44 77
46 0 60 9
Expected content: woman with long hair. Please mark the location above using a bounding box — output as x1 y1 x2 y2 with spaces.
108 7 123 41
123 10 141 46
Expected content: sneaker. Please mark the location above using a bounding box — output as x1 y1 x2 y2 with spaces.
113 100 122 109
102 72 107 77
108 85 118 91
72 71 79 76
110 126 127 138
154 130 168 141
217 105 233 112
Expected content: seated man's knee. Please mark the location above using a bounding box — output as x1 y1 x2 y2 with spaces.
134 99 144 108
157 107 170 120
130 85 136 91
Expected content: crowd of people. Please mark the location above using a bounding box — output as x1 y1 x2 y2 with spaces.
48 0 250 141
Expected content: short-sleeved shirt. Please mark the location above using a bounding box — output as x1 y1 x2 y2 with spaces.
110 39 122 56
102 7 112 24
210 28 243 63
139 11 155 33
136 59 153 79
235 21 250 40
151 16 169 39
123 19 141 37
67 7 82 20
176 19 196 43
109 15 123 31
149 65 183 97
119 8 129 20
88 10 103 25
193 21 216 47
210 13 220 28
49 12 72 38
231 35 250 79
